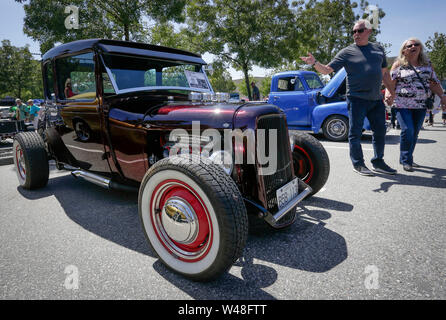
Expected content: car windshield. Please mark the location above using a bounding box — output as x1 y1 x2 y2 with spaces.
303 73 324 89
101 53 211 93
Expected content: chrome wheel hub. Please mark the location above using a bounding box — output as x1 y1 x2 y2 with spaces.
161 197 199 244
329 120 346 136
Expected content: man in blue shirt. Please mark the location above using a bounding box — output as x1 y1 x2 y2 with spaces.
27 99 41 128
300 19 396 176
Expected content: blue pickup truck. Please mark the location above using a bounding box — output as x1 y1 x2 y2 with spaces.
268 68 375 141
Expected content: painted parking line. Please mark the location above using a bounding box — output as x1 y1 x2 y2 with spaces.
322 144 374 152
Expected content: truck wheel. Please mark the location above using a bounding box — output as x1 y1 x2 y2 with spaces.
292 132 330 197
13 132 49 189
322 115 349 141
139 155 248 281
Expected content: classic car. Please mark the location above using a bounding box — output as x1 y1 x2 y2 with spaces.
13 39 330 281
268 68 380 141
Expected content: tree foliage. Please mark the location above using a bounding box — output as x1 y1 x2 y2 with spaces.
0 40 42 100
289 0 386 67
207 61 236 93
184 0 296 100
17 0 187 54
426 32 446 80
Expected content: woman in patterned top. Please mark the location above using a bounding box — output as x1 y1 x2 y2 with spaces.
385 38 446 172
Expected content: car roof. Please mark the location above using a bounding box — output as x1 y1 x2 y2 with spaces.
273 70 317 77
42 39 206 65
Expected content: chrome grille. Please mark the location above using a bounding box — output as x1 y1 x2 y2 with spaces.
257 114 293 212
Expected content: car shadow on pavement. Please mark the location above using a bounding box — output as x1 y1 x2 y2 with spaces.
152 197 350 300
372 165 446 193
18 174 349 299
17 174 154 257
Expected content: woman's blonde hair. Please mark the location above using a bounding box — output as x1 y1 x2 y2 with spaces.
396 38 429 68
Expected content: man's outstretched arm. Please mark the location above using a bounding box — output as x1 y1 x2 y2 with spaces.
300 52 334 75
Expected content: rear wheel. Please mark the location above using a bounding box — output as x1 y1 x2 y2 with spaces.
292 132 330 197
139 155 248 281
13 132 49 189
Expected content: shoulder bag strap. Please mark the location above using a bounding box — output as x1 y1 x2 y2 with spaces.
408 64 429 95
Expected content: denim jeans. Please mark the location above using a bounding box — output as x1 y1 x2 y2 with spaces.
396 108 426 166
347 96 387 167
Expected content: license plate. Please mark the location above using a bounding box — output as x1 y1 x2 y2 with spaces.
276 178 299 211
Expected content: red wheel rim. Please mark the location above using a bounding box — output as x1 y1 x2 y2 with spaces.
293 145 314 183
149 179 213 262
15 144 26 180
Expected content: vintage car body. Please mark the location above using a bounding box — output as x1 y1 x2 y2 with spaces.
13 39 330 281
268 68 374 141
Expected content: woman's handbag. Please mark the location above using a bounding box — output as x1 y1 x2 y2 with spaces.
409 64 434 110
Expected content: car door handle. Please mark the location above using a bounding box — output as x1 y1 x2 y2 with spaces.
273 96 279 101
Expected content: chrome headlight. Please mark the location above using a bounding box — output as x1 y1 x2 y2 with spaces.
202 92 213 102
208 150 233 175
188 92 202 102
214 92 230 103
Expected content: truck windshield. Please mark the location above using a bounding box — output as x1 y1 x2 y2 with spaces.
303 73 324 90
101 53 211 94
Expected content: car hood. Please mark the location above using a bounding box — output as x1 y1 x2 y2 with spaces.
320 68 346 98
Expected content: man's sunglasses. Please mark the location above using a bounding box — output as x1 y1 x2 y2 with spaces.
352 28 366 34
405 43 420 49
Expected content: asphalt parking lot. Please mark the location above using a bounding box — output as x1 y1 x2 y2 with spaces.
0 122 445 300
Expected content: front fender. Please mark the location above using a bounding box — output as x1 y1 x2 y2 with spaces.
311 102 349 133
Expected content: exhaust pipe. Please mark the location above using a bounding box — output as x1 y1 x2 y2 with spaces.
71 170 110 189
71 169 138 193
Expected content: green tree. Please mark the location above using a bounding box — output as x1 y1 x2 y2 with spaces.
426 32 446 80
17 0 187 54
260 76 272 98
0 40 40 100
207 61 236 93
289 0 386 66
184 0 296 100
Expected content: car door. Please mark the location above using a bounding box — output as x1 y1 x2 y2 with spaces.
269 75 310 126
54 51 110 173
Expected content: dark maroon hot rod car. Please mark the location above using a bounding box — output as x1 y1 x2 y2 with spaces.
13 39 330 281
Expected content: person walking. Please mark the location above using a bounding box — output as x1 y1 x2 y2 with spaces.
27 99 41 129
300 19 396 176
385 38 446 172
251 82 260 101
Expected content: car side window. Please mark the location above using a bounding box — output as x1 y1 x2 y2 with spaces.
55 52 96 101
277 76 304 92
44 62 55 99
303 73 324 89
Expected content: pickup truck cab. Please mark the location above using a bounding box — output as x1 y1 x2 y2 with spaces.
268 69 373 141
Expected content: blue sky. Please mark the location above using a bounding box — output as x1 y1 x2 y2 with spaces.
1 0 445 79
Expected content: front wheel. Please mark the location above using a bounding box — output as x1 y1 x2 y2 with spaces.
139 155 248 281
292 132 330 197
322 115 349 141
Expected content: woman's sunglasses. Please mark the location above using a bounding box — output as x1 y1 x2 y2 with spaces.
405 43 420 49
352 28 366 34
